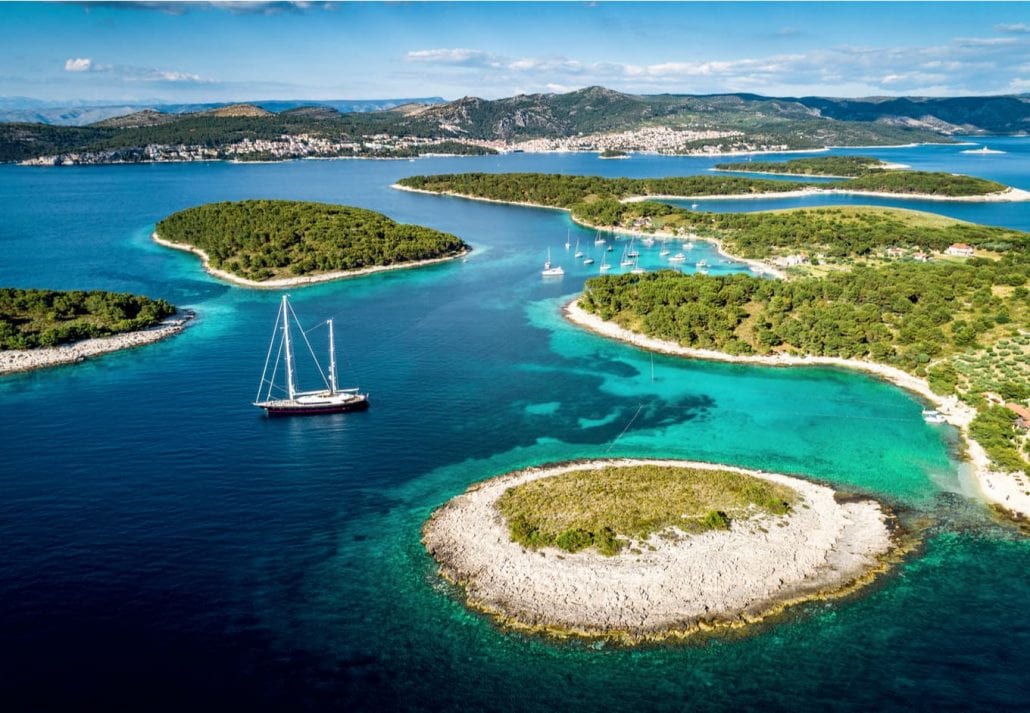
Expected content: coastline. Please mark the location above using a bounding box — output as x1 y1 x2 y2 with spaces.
707 162 909 179
393 184 785 278
17 140 962 167
622 186 1030 203
423 458 899 643
152 231 469 289
564 300 1030 520
0 309 195 376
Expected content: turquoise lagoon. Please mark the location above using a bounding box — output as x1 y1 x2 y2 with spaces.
0 142 1028 711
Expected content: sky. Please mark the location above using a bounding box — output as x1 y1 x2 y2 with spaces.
1 1 1029 104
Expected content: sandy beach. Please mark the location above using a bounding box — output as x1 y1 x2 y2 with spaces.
564 300 1030 521
423 458 896 642
0 309 195 376
152 231 469 289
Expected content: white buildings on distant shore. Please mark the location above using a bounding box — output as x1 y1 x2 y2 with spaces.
945 243 975 257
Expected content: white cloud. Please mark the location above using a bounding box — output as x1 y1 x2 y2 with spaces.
996 23 1030 33
64 58 94 72
152 70 205 82
405 48 494 66
403 32 1030 97
62 57 209 83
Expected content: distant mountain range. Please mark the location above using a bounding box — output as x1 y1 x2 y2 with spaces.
0 97 447 126
397 87 1029 139
3 86 1028 164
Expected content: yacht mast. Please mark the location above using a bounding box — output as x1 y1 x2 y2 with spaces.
282 295 296 400
327 318 338 395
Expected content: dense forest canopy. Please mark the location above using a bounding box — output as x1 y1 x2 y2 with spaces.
398 168 1007 209
156 200 469 282
832 170 1007 197
0 288 176 350
711 157 1009 195
580 252 1029 473
713 156 888 177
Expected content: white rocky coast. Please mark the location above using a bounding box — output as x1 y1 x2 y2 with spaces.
423 459 896 642
0 310 194 376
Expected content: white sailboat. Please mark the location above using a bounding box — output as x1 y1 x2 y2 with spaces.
668 252 687 263
254 295 369 416
542 247 565 276
659 243 670 257
619 245 634 268
627 237 639 258
599 253 612 272
574 237 584 258
564 230 571 250
631 257 646 274
594 232 606 245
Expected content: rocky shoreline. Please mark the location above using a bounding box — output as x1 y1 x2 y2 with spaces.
423 459 897 643
0 309 195 376
151 231 469 289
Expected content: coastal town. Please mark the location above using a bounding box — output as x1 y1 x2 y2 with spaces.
18 132 500 165
18 125 806 165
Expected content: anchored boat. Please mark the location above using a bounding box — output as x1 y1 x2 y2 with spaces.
254 295 369 416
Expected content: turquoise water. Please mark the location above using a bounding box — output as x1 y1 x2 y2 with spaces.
1 146 1028 710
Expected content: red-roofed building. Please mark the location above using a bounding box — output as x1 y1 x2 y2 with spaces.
1005 403 1030 430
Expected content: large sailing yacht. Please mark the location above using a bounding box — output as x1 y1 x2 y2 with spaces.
254 295 369 416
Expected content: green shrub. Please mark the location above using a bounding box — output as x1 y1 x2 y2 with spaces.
700 510 731 530
555 529 595 553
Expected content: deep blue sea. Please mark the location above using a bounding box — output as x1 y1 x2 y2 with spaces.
1 139 1029 712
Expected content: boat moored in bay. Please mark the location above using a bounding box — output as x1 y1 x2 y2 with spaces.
254 295 369 416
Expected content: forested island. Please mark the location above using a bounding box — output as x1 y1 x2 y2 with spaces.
714 156 892 177
0 288 175 350
0 288 189 374
424 459 896 642
397 169 1017 207
154 200 469 286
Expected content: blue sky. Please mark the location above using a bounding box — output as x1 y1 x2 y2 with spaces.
2 1 1029 102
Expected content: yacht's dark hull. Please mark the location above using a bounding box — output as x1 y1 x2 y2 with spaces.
261 396 370 417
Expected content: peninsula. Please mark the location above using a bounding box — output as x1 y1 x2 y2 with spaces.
423 459 897 642
713 155 902 178
154 200 469 287
0 287 190 375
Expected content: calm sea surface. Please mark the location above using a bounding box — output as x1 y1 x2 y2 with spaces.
1 139 1029 711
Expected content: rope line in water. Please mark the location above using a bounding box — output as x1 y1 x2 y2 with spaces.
606 403 647 452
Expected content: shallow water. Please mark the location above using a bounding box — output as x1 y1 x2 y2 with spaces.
0 144 1028 710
